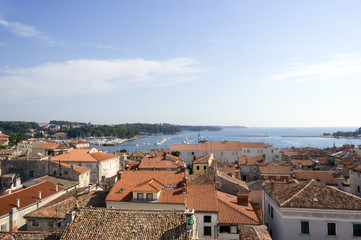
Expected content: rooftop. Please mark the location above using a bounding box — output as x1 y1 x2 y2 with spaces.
238 156 267 166
60 208 190 240
293 170 339 185
264 179 361 210
106 170 186 204
52 148 118 162
259 166 291 175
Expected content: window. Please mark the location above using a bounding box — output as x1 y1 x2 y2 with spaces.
358 186 360 192
29 170 34 177
137 193 143 200
268 204 270 214
204 226 212 236
264 175 268 179
220 226 230 233
301 221 309 234
146 193 153 200
327 223 336 236
196 166 200 170
53 170 57 175
354 224 361 237
203 165 207 170
204 215 211 223
32 221 39 227
271 207 273 219
0 223 7 231
58 222 61 227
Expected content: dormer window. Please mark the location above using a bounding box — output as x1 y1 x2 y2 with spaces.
146 193 153 200
137 193 143 200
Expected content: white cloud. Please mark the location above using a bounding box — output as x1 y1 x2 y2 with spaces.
270 53 361 85
0 18 55 45
0 58 202 99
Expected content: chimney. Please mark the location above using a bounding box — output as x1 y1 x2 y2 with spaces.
55 184 59 192
235 170 239 179
38 191 42 200
236 192 249 205
193 155 196 161
16 198 20 208
117 171 122 181
245 158 248 165
270 180 275 192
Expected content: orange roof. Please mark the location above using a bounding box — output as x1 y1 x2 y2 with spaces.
138 156 180 170
238 156 267 166
67 140 89 144
293 170 339 185
52 148 117 162
106 170 186 204
216 191 261 225
193 154 212 164
259 166 291 175
57 162 90 173
170 141 266 151
0 181 64 216
166 154 179 160
133 179 164 192
291 159 314 166
187 183 218 212
0 133 9 138
33 143 69 150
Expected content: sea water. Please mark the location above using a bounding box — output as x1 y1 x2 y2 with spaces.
91 127 361 153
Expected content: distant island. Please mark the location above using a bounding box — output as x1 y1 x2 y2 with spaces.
323 127 361 139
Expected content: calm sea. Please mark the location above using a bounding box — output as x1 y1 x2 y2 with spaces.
90 127 361 153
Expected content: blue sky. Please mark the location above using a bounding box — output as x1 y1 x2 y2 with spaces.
1 1 361 127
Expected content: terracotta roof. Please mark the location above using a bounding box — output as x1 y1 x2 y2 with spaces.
293 170 339 185
187 183 218 212
216 171 249 192
33 176 79 190
33 143 69 150
0 181 64 216
133 179 164 192
138 156 180 170
193 154 212 164
170 141 266 151
17 152 48 161
216 190 261 225
25 188 107 219
313 157 329 165
238 225 272 240
60 208 190 240
239 156 267 166
291 159 314 166
259 166 291 175
0 231 60 240
166 154 179 160
52 148 117 162
56 162 90 173
0 133 10 138
67 140 88 144
264 179 361 210
106 170 186 204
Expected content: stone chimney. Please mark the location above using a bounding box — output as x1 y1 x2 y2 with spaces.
38 191 42 200
16 198 20 208
236 192 249 205
235 170 239 179
117 171 123 181
55 184 59 192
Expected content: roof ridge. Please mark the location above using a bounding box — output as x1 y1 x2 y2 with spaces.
217 197 259 224
280 179 315 206
329 185 361 201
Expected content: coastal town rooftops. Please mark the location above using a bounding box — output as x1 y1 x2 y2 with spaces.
32 176 79 190
0 231 60 240
106 170 186 204
52 148 117 162
60 208 190 240
0 181 64 216
290 159 314 166
170 141 266 151
259 166 291 175
293 170 339 185
264 179 361 210
67 139 89 144
56 162 90 173
0 133 10 138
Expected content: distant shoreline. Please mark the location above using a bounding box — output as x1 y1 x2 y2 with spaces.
281 135 361 139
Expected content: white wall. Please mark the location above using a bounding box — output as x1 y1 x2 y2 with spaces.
192 212 218 239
